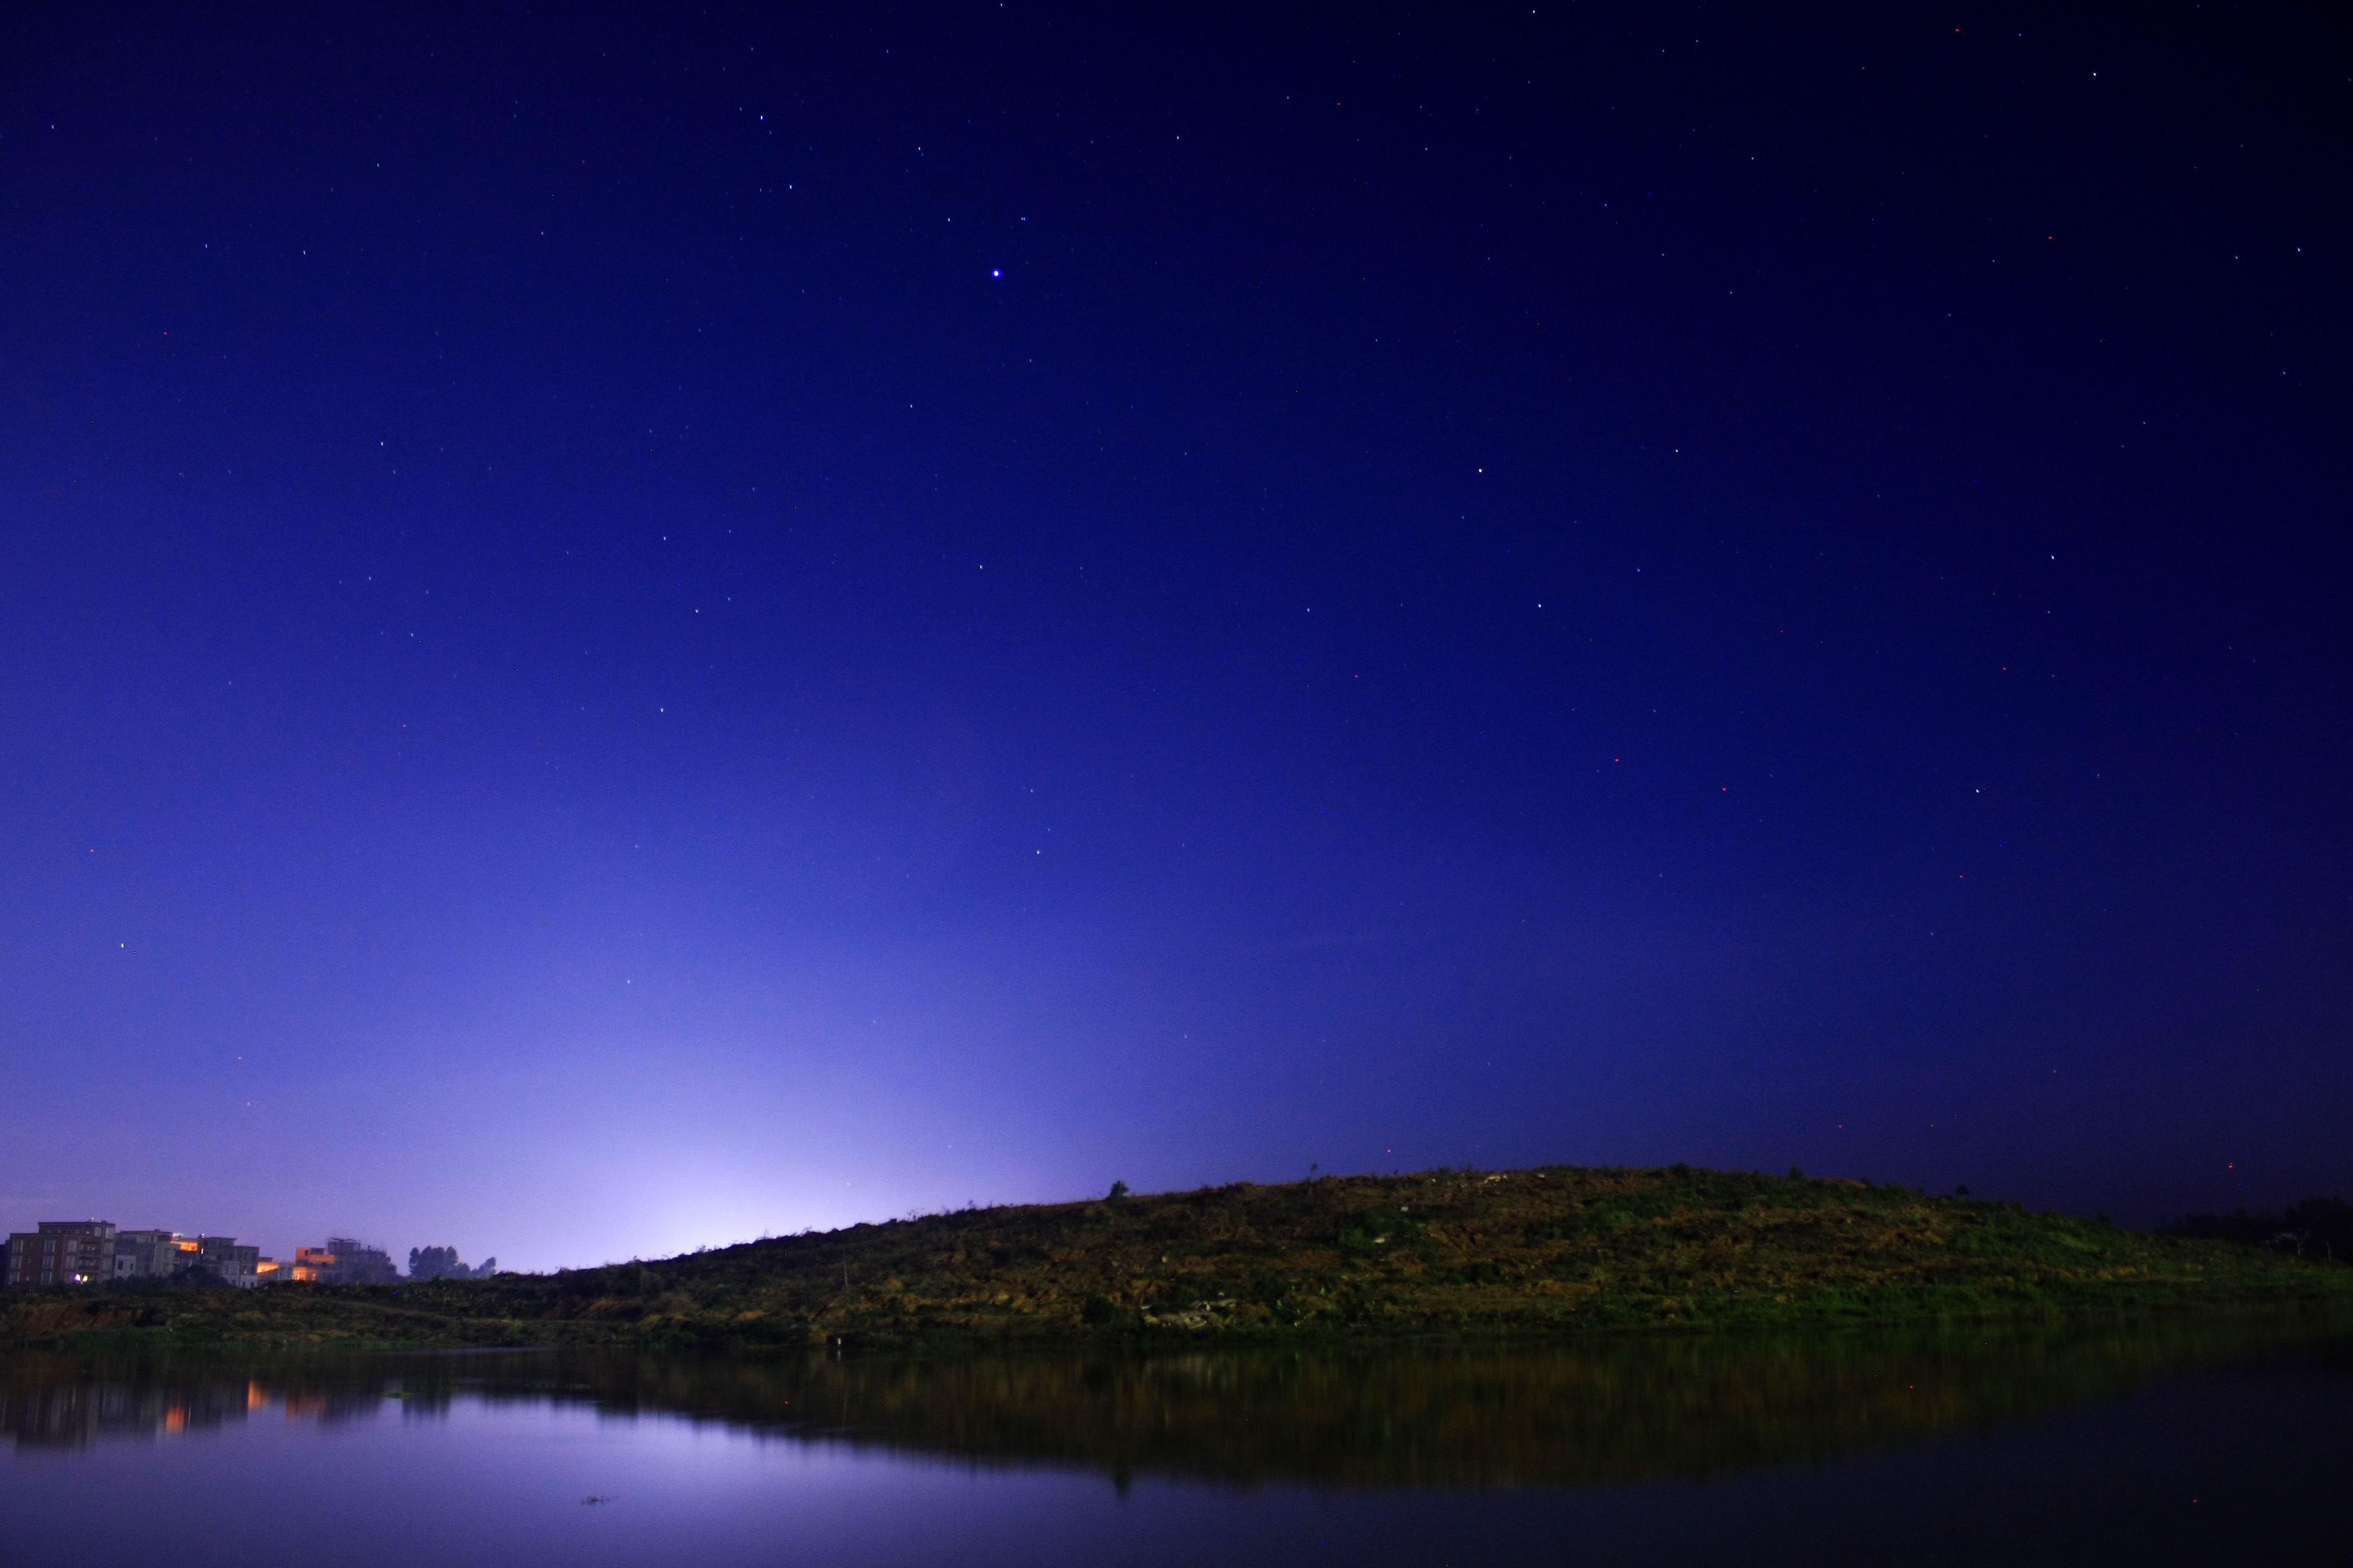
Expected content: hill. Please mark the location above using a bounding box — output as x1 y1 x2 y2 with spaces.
7 1164 2349 1350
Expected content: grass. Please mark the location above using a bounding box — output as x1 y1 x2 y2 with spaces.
7 1163 2349 1351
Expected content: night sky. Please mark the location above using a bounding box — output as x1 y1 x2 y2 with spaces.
2 4 2344 1271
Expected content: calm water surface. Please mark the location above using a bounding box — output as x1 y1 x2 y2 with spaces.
2 1315 2346 1564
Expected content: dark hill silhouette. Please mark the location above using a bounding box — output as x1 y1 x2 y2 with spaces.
6 1165 2350 1350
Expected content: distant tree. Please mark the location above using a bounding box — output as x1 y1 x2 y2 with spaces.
2164 1207 2283 1247
410 1245 467 1280
408 1245 497 1280
2164 1197 2351 1259
1107 1181 1130 1201
2283 1196 2352 1260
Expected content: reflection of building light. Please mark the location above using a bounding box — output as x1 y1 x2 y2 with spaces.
164 1407 186 1434
248 1382 267 1411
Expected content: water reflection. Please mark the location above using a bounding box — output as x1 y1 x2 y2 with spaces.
5 1309 2342 1485
0 1368 392 1449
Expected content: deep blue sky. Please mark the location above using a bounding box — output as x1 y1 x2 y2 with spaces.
2 3 2344 1269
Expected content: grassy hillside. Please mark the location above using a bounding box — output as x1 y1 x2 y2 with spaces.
8 1164 2350 1350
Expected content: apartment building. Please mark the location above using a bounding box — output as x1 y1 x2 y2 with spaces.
6 1221 412 1289
112 1230 185 1281
192 1236 261 1287
9 1224 271 1289
288 1239 397 1284
4 1222 117 1288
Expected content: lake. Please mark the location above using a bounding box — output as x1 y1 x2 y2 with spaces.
2 1312 2346 1564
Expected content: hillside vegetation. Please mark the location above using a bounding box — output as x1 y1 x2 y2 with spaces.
7 1165 2349 1350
